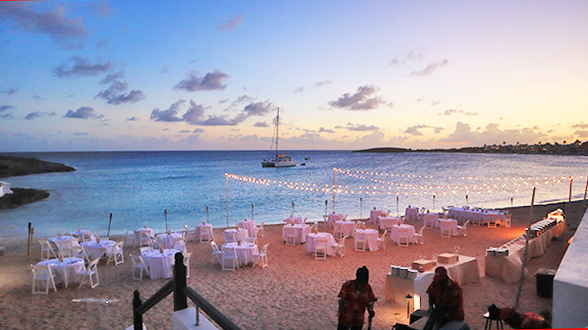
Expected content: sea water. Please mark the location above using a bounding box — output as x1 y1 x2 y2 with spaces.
1 150 587 239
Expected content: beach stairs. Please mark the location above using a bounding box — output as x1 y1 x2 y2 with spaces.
172 307 220 330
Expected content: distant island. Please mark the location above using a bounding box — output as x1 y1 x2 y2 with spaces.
355 140 588 156
0 155 76 210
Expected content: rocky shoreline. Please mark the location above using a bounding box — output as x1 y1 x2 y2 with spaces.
0 155 75 209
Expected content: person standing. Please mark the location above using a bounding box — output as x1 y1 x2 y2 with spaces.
337 266 377 330
424 266 464 330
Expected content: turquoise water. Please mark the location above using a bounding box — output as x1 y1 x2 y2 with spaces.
2 150 587 239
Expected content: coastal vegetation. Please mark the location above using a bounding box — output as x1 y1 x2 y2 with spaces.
355 140 588 155
0 155 75 209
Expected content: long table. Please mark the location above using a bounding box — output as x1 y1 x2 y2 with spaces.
484 219 565 283
385 255 480 312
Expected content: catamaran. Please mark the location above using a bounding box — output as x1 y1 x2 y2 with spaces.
262 107 296 168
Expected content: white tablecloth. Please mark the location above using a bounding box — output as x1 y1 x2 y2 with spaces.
156 233 184 249
224 228 248 242
423 213 440 228
81 240 116 260
378 216 401 231
390 224 416 244
355 229 379 251
405 207 420 221
284 216 305 225
282 224 311 243
335 220 356 238
49 235 76 251
369 210 387 224
221 242 259 266
37 257 85 287
237 220 256 236
485 219 566 283
327 213 345 228
305 233 338 256
196 223 213 241
68 229 93 241
448 207 506 224
141 249 180 280
439 219 459 236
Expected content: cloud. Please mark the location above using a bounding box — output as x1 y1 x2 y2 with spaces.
328 85 390 111
404 124 444 136
126 116 139 122
193 128 205 133
218 14 244 31
319 127 336 134
571 122 588 129
0 88 17 95
96 80 145 105
409 60 448 76
389 48 425 65
345 123 379 132
0 105 14 112
438 109 478 116
0 105 13 119
254 122 269 128
160 65 170 74
438 122 545 145
64 106 103 119
294 86 304 93
574 130 588 138
73 132 88 136
24 111 55 120
314 80 332 87
0 2 87 48
54 56 112 79
174 69 229 92
150 99 186 122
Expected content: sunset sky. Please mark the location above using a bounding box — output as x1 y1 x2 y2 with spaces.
1 1 587 152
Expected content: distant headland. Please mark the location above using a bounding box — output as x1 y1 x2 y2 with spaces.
355 140 588 156
0 155 76 210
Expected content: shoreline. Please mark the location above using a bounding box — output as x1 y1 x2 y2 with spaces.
0 200 585 329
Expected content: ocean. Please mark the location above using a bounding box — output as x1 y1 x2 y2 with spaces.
1 150 587 239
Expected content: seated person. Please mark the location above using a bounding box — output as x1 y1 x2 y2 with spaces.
499 306 551 329
424 266 464 330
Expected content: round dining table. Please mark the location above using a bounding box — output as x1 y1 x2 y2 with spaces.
141 248 180 280
354 229 379 251
282 224 311 243
37 257 85 288
335 220 356 238
156 232 184 249
237 220 256 236
196 223 214 241
305 232 338 256
224 228 248 243
221 242 259 267
390 224 416 244
81 239 116 260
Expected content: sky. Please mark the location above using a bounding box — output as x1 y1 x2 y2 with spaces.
1 0 587 152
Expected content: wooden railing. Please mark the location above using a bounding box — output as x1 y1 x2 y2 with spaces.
133 253 242 330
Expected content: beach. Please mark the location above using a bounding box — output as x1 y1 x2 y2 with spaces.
0 200 584 329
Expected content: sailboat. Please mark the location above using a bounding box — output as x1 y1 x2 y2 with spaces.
262 107 296 168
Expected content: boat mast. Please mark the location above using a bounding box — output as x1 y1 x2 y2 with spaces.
275 107 280 157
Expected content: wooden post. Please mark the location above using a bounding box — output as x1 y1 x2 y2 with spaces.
251 204 254 221
360 197 363 220
515 187 535 311
27 222 31 256
133 290 143 330
226 173 229 227
173 253 188 311
333 168 336 212
107 213 112 239
164 210 168 232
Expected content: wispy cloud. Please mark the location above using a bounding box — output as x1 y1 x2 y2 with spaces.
0 88 17 95
174 69 229 92
319 127 336 134
150 99 186 122
438 109 478 116
0 2 87 48
54 56 112 79
218 14 244 31
438 122 545 145
64 106 104 119
345 123 379 132
389 48 425 65
404 124 444 136
24 111 56 120
571 122 588 129
96 79 145 105
409 60 448 76
0 105 13 119
329 85 391 111
253 122 269 128
314 79 332 87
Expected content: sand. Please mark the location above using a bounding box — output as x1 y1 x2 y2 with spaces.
0 201 585 330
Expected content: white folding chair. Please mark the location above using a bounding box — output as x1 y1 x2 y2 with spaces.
457 220 469 237
256 221 265 237
198 226 212 243
354 231 366 252
107 241 125 266
284 226 297 245
502 214 512 228
377 230 387 250
39 239 58 260
221 246 239 271
31 264 57 295
397 228 410 246
79 258 100 289
210 241 222 264
130 254 150 281
183 252 191 278
124 230 137 247
440 222 452 239
333 222 345 240
336 236 346 258
414 226 425 245
313 237 328 260
487 215 498 228
139 232 153 247
253 243 269 268
184 225 197 242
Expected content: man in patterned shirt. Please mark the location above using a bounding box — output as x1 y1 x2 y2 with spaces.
337 266 377 330
424 266 464 330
